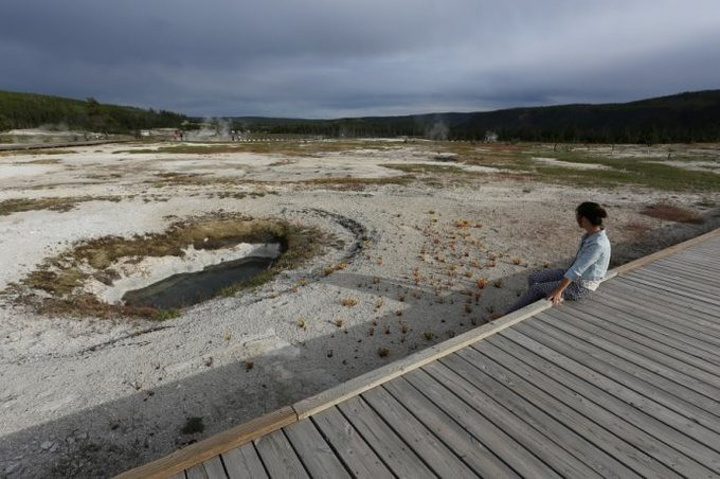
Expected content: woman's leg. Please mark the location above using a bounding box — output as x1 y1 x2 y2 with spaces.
564 283 593 301
506 278 561 313
527 268 565 287
508 274 592 314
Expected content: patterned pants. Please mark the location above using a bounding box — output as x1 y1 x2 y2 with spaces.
506 268 592 314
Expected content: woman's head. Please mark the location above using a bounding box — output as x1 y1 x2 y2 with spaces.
576 202 607 227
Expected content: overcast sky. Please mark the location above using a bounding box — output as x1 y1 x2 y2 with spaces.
1 0 719 118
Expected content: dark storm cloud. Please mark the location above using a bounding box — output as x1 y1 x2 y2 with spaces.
1 0 719 117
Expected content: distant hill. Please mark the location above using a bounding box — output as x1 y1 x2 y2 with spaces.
4 89 718 143
233 90 720 143
0 90 189 134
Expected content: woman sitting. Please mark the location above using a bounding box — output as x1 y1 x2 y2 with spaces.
505 201 611 314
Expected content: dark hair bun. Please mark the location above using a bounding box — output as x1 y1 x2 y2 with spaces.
576 202 607 226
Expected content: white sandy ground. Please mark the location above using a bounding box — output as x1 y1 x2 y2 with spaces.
0 141 719 477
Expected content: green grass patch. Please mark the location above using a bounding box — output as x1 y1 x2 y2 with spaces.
538 152 720 191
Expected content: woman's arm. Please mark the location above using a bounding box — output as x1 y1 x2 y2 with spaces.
565 242 603 282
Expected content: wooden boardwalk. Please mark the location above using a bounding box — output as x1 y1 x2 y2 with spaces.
119 229 720 479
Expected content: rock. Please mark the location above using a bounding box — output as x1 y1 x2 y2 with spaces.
40 441 54 450
93 268 121 285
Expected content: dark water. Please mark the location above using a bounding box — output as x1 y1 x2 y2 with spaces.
122 250 280 309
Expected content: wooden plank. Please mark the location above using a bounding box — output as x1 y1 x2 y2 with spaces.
588 295 720 366
528 312 720 430
221 444 268 479
604 277 720 318
558 303 720 379
624 271 720 302
486 332 710 478
205 457 228 479
656 252 720 268
169 473 186 479
472 338 681 478
361 386 479 478
621 274 720 307
677 257 720 270
185 464 208 479
588 296 720 365
184 457 227 479
381 378 520 478
440 352 640 479
283 419 351 478
609 228 720 275
116 407 297 479
650 265 720 284
336 396 437 478
626 269 720 300
646 261 720 283
403 369 561 478
511 322 720 469
416 364 603 478
254 430 310 479
599 280 720 330
664 245 720 260
591 290 720 348
311 407 394 478
292 300 550 420
677 248 720 262
635 266 720 292
539 309 720 403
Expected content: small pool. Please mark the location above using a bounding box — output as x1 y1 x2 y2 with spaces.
122 244 283 309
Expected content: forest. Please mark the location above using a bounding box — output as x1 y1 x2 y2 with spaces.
233 90 720 144
0 90 188 134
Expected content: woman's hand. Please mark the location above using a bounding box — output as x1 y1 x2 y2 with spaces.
547 289 564 305
547 277 571 305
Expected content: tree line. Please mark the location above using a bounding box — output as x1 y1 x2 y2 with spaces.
3 89 719 143
0 90 189 134
234 90 720 144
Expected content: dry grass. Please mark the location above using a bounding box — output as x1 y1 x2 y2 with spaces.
147 170 414 192
293 175 415 191
2 149 77 157
15 158 64 164
0 196 122 216
640 203 704 224
117 140 393 157
340 297 358 307
623 221 653 237
14 212 325 319
382 163 465 175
